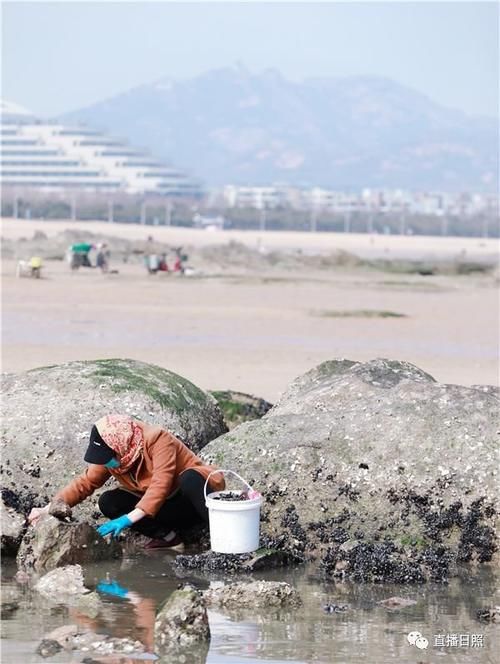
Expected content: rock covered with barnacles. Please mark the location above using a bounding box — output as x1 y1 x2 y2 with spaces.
34 564 101 617
154 584 210 663
36 624 145 659
201 358 499 582
17 515 122 572
174 541 304 575
204 580 302 608
35 564 89 597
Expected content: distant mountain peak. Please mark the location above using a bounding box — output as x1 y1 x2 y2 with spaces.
61 69 497 191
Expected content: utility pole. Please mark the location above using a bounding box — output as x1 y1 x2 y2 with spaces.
70 196 76 221
259 206 267 232
310 207 318 233
165 200 172 226
441 216 448 237
344 211 351 233
482 216 489 239
399 211 406 235
13 194 19 219
140 201 147 225
108 200 114 223
367 213 374 234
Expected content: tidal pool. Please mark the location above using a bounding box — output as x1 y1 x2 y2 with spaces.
1 555 498 664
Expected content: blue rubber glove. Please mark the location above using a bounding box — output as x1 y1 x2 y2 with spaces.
96 580 129 599
96 515 132 538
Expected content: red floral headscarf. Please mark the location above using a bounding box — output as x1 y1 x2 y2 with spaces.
94 414 144 474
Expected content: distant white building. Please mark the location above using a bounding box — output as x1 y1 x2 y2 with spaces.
192 213 225 231
304 187 360 212
0 100 202 198
219 182 498 218
223 185 287 209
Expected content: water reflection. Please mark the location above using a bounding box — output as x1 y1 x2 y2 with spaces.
1 556 498 664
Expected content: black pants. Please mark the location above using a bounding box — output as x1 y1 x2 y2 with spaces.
98 469 210 539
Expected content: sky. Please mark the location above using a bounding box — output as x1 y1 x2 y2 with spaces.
1 1 498 118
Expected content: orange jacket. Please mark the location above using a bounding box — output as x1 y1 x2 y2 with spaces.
54 422 224 516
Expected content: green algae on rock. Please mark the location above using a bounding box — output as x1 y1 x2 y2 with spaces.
210 390 272 429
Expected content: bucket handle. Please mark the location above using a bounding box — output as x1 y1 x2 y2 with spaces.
204 469 253 501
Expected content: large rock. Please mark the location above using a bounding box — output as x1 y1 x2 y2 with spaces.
154 584 210 663
1 496 26 555
1 358 227 531
16 515 122 572
201 359 499 582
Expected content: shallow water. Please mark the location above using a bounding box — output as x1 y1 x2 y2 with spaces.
1 555 498 664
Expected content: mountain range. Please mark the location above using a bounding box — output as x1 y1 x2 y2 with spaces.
62 67 497 191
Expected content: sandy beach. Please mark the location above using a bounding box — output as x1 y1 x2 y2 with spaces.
2 218 499 400
2 217 498 261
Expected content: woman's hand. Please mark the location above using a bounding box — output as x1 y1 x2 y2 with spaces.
28 504 50 525
96 515 132 538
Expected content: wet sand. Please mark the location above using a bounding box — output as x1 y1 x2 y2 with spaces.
2 223 498 400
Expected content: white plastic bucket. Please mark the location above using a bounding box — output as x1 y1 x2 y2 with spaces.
204 469 263 554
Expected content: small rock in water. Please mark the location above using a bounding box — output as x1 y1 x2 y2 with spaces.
36 639 62 658
155 583 210 655
72 631 145 655
1 601 19 619
42 624 79 650
1 586 22 619
476 606 500 623
323 603 348 614
35 564 88 598
205 580 302 608
378 596 417 610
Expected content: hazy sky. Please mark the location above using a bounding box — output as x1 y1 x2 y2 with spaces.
2 1 498 118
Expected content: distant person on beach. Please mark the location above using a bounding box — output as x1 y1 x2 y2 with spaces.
172 246 187 274
96 243 110 273
28 414 225 550
29 256 43 278
146 253 159 274
158 253 169 272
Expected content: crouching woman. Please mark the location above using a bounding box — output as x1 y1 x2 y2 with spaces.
28 414 225 550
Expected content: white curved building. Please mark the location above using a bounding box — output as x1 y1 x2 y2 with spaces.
0 100 202 197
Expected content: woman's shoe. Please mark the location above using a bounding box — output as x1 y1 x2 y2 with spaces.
143 535 184 552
